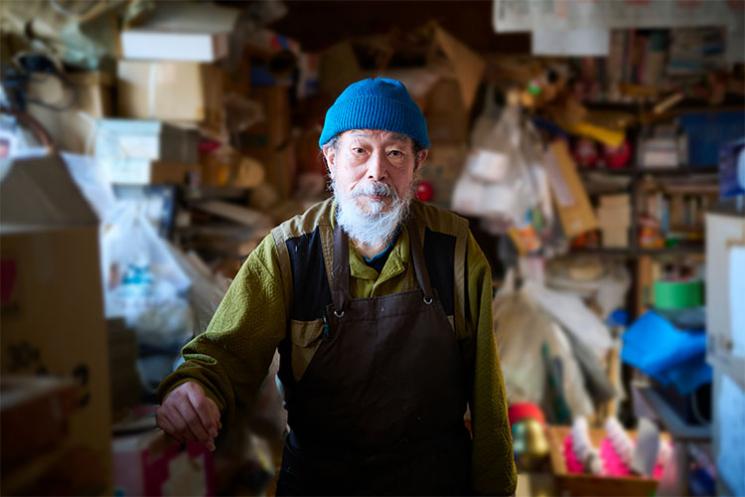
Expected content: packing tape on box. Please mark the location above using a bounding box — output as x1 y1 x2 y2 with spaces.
653 279 703 310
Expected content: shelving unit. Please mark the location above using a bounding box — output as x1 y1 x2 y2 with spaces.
573 164 716 262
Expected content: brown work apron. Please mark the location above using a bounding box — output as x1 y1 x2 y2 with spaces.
276 216 471 496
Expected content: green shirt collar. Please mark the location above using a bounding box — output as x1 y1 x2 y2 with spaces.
348 227 409 283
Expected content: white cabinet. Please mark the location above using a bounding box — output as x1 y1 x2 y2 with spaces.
705 210 745 389
706 208 745 497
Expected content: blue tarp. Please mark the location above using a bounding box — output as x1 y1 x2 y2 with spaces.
621 311 712 395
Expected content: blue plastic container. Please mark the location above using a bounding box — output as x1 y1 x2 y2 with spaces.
678 110 745 166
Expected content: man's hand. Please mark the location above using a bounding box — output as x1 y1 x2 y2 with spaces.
156 381 221 451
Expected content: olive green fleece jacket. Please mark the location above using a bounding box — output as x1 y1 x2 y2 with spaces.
158 199 517 496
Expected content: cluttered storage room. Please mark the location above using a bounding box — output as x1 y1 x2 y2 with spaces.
1 1 744 496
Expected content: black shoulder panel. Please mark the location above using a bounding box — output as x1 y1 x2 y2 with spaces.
285 226 332 321
423 228 456 316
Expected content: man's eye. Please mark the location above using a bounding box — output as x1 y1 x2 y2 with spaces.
352 147 365 154
388 150 403 158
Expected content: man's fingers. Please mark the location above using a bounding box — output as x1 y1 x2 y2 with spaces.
170 405 201 442
181 399 214 442
159 381 221 451
156 408 182 442
205 397 222 430
186 389 219 437
186 384 221 429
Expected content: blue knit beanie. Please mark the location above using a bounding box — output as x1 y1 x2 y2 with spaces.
318 77 430 149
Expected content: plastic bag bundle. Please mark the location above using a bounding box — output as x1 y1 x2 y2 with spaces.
452 87 551 236
493 281 595 419
102 203 193 348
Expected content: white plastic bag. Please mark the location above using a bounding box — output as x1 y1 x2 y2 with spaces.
522 280 613 359
102 203 192 347
451 86 548 232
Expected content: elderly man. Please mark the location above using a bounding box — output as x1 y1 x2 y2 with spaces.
157 78 516 496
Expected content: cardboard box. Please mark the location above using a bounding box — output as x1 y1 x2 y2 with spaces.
318 24 484 113
2 445 108 496
121 2 239 62
597 194 631 247
113 428 215 496
122 29 230 62
201 148 265 188
544 140 599 238
95 119 199 184
148 161 200 185
248 144 296 201
27 71 113 154
597 207 631 226
425 79 470 144
117 60 225 127
599 193 631 209
237 86 291 151
373 66 469 145
0 155 112 492
430 25 485 112
107 319 141 416
236 86 294 198
598 223 630 248
1 376 78 467
104 161 199 186
419 143 468 206
318 39 369 97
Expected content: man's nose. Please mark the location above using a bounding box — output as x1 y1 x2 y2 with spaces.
366 151 387 181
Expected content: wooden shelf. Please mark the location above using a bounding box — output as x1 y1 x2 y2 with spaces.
580 166 719 177
583 99 745 113
570 244 704 257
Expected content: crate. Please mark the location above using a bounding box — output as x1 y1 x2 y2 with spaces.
547 426 664 497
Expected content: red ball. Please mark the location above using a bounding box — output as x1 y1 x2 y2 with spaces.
415 180 434 202
604 139 631 169
573 138 598 168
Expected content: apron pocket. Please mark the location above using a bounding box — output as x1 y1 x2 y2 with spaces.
290 319 325 382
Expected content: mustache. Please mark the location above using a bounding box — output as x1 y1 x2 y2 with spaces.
350 181 398 199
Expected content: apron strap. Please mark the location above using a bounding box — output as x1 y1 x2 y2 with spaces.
332 220 350 314
406 217 434 302
331 210 435 312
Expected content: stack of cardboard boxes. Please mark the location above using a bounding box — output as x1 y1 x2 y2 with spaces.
110 3 241 187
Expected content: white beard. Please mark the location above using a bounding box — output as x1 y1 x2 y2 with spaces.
334 180 412 247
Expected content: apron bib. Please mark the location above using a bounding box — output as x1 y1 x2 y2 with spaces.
277 215 471 496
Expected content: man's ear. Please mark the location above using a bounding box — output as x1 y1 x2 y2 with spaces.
322 145 336 177
414 149 428 172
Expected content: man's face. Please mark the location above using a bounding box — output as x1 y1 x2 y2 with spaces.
323 130 426 216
